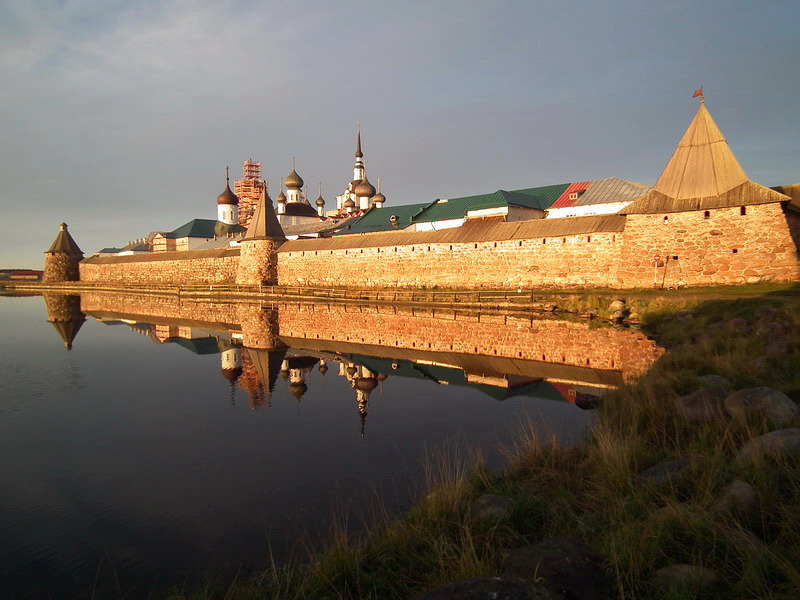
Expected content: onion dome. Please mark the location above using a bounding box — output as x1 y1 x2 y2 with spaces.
343 198 356 210
355 377 378 392
355 177 376 198
315 194 325 207
372 191 386 205
217 167 239 205
276 190 287 204
285 169 304 189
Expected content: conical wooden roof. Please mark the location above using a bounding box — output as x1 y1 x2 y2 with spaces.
243 189 286 241
623 103 789 214
46 223 83 254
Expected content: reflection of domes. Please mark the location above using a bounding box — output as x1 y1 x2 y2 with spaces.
280 369 290 379
355 178 376 198
285 169 304 189
376 373 387 382
221 367 243 383
319 364 328 375
289 381 308 400
346 365 358 376
355 377 378 392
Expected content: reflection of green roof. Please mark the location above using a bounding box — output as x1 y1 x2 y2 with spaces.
348 355 568 402
168 337 223 355
336 203 431 235
166 219 245 239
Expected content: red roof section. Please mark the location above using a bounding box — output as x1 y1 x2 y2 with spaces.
549 181 593 209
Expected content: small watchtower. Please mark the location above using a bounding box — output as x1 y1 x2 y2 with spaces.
43 223 83 283
235 187 286 285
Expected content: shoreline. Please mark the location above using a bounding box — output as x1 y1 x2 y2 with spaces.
163 283 800 599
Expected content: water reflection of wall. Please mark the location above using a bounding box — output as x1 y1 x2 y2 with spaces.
76 292 663 384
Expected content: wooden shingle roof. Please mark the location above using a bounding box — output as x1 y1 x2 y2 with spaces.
623 103 789 214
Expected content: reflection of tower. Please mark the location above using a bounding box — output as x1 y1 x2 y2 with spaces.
220 343 243 406
318 359 328 376
282 356 319 402
244 347 288 409
353 367 378 441
43 293 86 350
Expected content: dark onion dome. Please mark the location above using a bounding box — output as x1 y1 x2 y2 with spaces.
319 364 328 375
282 202 320 218
343 197 356 209
285 169 304 189
217 181 239 205
221 367 243 383
355 177 376 198
355 377 378 392
315 194 325 207
372 191 386 205
346 365 358 376
288 381 308 400
276 190 287 203
376 373 387 381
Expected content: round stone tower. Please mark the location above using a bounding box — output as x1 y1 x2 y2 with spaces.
43 223 83 283
236 189 286 286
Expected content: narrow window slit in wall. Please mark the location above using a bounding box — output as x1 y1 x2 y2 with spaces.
562 238 566 243
474 243 478 249
493 242 497 248
740 206 747 215
542 238 546 244
704 211 710 219
518 241 522 247
732 248 738 253
663 216 669 224
587 236 591 242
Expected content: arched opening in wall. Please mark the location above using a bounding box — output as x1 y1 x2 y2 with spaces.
542 238 547 244
301 251 305 256
732 248 738 253
493 242 497 248
474 243 478 249
586 358 591 365
449 245 453 250
394 247 397 252
562 238 566 243
740 206 747 216
663 216 669 224
427 246 431 251
360 249 363 253
411 247 415 252
587 236 591 242
612 235 616 242
704 210 710 219
518 241 522 247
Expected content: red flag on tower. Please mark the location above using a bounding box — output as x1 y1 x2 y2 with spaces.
692 88 703 98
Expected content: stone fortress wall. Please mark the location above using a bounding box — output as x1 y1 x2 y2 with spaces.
81 248 240 284
78 204 800 289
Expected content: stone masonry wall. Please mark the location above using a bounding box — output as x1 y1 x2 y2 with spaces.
277 233 622 289
44 253 81 282
619 204 800 287
80 248 240 285
276 302 663 381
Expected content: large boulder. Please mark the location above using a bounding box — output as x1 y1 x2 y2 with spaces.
724 387 799 427
414 576 559 600
674 386 728 422
503 538 609 600
716 479 760 526
736 429 800 461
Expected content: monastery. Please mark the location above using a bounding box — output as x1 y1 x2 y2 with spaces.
44 99 800 289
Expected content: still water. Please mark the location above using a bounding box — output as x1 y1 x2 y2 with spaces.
0 292 662 599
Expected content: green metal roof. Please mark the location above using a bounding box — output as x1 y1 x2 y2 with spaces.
509 183 571 209
166 219 245 239
335 203 431 235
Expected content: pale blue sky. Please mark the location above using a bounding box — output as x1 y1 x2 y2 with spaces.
1 0 798 267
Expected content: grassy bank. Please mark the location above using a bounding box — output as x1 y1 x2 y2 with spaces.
171 285 800 599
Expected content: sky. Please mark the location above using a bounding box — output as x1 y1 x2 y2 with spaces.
1 0 798 268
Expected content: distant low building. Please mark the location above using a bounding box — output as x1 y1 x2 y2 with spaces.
152 219 245 252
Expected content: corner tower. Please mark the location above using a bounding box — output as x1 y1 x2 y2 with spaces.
235 187 286 285
44 223 83 282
